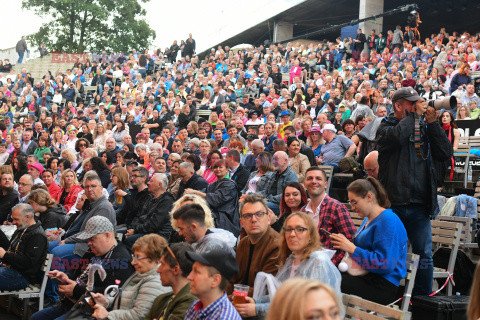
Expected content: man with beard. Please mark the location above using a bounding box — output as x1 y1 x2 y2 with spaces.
0 172 19 223
0 204 47 291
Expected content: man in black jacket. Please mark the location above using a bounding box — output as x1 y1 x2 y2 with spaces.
0 203 47 290
177 162 208 198
0 172 19 223
270 65 282 88
376 87 453 296
118 166 150 226
124 173 174 247
184 34 196 58
352 28 366 61
105 138 119 161
31 216 134 319
226 149 250 194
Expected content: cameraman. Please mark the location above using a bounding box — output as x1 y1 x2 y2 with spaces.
376 88 453 296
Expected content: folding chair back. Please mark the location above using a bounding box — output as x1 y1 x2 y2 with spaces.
431 220 462 296
196 110 212 122
343 294 407 320
0 253 53 319
400 253 419 314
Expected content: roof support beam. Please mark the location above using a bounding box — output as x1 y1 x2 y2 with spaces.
359 0 384 34
273 21 294 43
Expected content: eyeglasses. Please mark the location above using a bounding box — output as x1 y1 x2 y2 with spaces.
131 175 142 178
348 200 358 207
241 211 267 220
283 226 308 234
131 254 149 262
79 143 87 147
84 185 99 190
365 166 378 174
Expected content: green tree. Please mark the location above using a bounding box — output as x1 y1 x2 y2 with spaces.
23 0 156 53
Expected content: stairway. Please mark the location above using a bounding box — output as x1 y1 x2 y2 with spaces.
12 54 78 81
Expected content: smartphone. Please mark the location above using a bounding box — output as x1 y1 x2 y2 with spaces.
85 293 97 307
319 228 331 236
53 277 67 285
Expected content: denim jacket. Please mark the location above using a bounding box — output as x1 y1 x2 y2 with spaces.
455 194 478 219
264 166 298 204
242 171 275 195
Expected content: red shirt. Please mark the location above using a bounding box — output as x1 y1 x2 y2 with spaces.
302 195 357 266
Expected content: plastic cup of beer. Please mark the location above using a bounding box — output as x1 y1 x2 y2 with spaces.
233 284 249 305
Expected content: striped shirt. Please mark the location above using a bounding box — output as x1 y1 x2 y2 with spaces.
184 293 241 320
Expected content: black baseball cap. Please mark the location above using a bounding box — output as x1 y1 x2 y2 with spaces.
392 87 421 102
185 241 239 280
247 134 258 141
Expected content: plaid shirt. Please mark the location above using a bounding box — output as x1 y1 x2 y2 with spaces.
302 195 356 266
185 293 241 320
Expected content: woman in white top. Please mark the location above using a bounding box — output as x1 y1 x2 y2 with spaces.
64 127 78 151
93 123 107 152
245 111 264 125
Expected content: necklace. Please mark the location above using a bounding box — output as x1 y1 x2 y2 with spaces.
8 226 29 253
76 243 117 287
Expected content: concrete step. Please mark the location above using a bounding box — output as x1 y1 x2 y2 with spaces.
12 54 75 78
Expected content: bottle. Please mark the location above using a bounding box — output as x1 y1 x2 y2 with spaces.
468 164 473 182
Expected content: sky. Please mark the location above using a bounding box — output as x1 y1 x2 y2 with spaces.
2 0 304 53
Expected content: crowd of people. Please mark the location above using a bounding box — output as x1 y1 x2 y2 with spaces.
0 26 479 320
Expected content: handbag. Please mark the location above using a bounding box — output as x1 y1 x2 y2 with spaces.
64 292 96 320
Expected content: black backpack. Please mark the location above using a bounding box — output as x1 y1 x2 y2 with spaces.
338 156 365 180
433 247 476 295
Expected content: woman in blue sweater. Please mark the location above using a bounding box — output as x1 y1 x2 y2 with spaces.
330 177 407 305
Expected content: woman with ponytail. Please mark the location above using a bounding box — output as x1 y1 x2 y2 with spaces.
28 188 67 229
330 177 408 305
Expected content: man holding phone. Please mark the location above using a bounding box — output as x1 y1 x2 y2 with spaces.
31 216 134 320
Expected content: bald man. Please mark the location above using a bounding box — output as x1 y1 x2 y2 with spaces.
364 150 379 178
266 151 299 214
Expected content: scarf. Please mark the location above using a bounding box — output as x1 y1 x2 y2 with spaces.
442 124 452 141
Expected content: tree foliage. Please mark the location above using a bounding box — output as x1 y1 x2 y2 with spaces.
23 0 156 53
